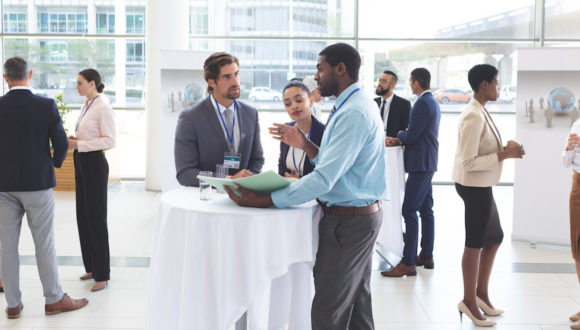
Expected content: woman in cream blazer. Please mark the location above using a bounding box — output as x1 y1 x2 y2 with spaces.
453 64 524 327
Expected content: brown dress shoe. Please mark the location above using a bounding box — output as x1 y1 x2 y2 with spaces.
416 256 434 269
381 262 417 277
6 302 23 319
45 293 89 315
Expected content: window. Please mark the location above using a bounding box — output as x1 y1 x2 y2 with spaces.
96 8 115 34
126 9 145 34
37 8 88 33
126 40 144 63
190 6 208 35
3 8 27 33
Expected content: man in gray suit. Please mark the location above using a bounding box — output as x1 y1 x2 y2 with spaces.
0 57 88 319
175 52 264 186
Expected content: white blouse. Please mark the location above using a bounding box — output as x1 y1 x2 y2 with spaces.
285 146 307 177
74 95 116 152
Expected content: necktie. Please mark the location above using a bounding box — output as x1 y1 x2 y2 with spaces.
380 100 386 119
223 108 233 135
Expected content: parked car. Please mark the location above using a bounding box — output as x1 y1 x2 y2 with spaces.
433 88 472 104
249 87 282 101
500 85 517 103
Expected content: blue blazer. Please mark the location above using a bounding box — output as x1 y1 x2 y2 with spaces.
397 91 441 173
0 89 68 191
278 115 325 177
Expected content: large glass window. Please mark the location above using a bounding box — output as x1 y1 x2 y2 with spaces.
545 0 580 39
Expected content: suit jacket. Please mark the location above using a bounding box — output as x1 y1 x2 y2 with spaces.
374 94 411 137
397 91 441 173
278 115 325 177
0 89 68 191
452 98 503 187
175 95 265 187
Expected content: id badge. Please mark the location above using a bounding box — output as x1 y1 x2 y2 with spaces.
224 152 241 169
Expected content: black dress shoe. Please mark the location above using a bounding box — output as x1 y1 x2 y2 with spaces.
416 256 434 269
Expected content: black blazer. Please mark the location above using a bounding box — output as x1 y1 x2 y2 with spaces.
0 89 68 191
278 115 325 177
374 94 411 138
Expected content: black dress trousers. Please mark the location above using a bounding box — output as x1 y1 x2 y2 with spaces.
74 150 110 282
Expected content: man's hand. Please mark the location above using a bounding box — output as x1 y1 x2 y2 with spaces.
385 137 402 147
231 169 254 179
269 123 308 149
224 185 274 208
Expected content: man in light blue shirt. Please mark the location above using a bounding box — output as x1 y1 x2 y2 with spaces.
225 43 387 330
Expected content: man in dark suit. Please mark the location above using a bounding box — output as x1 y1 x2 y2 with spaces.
175 52 264 187
374 70 411 138
0 56 88 318
382 68 441 277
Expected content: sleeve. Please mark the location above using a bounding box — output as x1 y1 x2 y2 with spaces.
278 142 286 176
563 149 574 168
397 99 432 145
47 100 69 168
271 110 368 208
247 111 265 173
76 104 116 152
174 111 200 186
456 111 499 171
401 100 411 131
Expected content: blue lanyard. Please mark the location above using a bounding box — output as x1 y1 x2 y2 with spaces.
292 128 312 176
215 99 237 150
326 88 360 125
75 95 100 132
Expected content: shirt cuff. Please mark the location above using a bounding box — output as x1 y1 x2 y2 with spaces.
271 188 288 208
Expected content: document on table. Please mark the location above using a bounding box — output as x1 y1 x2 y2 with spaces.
198 170 296 195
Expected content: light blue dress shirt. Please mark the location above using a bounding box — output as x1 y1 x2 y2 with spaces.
271 82 388 208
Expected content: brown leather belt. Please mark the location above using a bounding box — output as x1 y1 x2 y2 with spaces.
320 200 381 216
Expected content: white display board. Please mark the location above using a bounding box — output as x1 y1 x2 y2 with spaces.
513 48 580 245
160 50 212 192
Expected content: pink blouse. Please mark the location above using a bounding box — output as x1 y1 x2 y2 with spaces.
74 95 116 152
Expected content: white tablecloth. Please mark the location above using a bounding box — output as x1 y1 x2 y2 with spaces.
376 146 405 257
146 187 322 330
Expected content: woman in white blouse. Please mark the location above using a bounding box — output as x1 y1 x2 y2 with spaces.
564 120 580 329
68 69 116 292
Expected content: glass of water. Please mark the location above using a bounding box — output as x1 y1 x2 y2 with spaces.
198 171 213 200
215 164 228 194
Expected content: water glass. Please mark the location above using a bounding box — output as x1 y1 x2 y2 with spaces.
215 164 228 194
199 171 212 200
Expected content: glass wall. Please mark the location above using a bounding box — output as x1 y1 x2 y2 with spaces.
185 0 580 181
1 0 579 179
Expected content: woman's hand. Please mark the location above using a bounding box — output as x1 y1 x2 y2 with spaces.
231 169 254 179
67 137 78 150
567 133 580 151
284 172 300 179
498 141 525 161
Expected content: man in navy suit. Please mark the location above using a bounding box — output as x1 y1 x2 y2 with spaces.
382 68 441 277
0 57 88 318
373 70 411 138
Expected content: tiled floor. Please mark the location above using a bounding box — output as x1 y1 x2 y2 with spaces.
2 183 580 329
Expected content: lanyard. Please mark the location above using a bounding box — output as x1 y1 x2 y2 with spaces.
326 88 360 125
215 99 237 151
292 128 312 176
75 95 100 132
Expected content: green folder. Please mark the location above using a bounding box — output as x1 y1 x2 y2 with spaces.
198 170 295 196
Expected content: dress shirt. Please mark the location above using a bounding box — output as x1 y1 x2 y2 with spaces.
563 119 580 173
75 95 116 152
271 82 388 208
10 86 31 91
380 94 394 131
210 94 240 153
285 147 306 176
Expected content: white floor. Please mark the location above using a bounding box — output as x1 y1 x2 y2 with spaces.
2 184 579 329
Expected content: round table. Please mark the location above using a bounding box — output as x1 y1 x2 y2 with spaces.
146 187 322 330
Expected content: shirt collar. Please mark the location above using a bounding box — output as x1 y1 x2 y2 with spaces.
382 93 394 105
335 82 361 107
210 94 234 112
10 86 31 91
420 90 431 97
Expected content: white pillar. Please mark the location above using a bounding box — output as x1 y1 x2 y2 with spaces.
87 0 96 34
145 0 189 190
115 0 127 106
